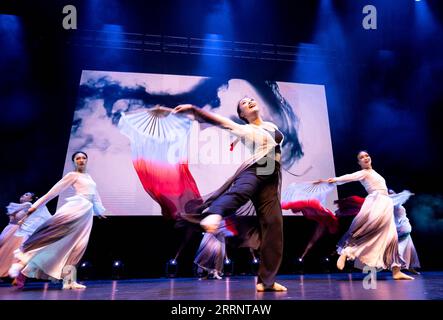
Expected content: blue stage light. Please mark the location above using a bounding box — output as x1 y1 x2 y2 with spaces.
250 257 260 275
111 260 124 279
223 257 234 276
293 257 304 274
166 259 178 278
78 261 93 280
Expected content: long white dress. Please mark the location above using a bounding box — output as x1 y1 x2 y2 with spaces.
335 169 401 270
394 205 421 270
0 202 51 277
12 172 106 280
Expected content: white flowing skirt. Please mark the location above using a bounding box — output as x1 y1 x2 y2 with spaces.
13 195 94 280
337 192 401 270
398 234 421 269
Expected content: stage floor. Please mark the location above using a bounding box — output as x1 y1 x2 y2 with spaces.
1 272 442 300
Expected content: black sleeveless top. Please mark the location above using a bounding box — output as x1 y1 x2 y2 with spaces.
264 128 283 155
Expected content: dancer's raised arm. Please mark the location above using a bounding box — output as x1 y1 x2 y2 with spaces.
173 104 248 137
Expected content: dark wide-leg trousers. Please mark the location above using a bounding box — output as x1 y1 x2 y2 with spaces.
207 162 283 287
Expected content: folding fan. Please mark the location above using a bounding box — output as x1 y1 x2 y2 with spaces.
118 107 202 220
389 190 414 207
281 181 335 206
281 182 338 234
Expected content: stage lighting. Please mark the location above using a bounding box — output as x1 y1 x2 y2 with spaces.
250 257 260 275
165 259 178 278
111 260 124 279
320 257 332 273
78 261 93 280
223 257 234 276
293 257 304 274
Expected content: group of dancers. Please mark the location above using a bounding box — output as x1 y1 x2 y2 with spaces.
0 97 419 291
0 152 106 289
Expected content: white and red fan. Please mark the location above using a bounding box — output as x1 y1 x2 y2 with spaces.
118 107 201 220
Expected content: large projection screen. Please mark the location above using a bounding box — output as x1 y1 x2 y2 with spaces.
58 70 337 216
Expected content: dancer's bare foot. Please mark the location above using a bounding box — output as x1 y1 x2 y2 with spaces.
8 262 24 278
336 254 347 270
200 214 222 233
256 282 287 292
63 281 87 289
393 267 414 280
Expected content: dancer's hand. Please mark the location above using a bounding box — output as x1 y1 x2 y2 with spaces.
173 104 194 114
27 207 36 215
326 178 336 183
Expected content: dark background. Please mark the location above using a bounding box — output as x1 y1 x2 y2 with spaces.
0 0 442 279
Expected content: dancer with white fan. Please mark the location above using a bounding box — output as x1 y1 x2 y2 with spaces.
316 150 414 280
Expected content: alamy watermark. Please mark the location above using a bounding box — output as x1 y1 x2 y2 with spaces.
62 4 377 31
362 5 377 30
165 122 277 176
362 266 378 289
62 5 77 30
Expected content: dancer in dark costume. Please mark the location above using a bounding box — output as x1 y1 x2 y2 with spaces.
174 97 287 292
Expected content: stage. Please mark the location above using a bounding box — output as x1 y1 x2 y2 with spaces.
1 2 443 318
1 272 442 300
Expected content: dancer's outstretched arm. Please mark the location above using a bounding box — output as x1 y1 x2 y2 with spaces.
316 170 368 185
173 104 248 137
27 172 78 215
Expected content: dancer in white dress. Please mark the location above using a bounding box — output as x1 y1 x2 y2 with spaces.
9 151 107 289
0 192 51 278
318 151 413 280
389 190 421 274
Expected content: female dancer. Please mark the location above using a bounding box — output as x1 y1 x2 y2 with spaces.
9 151 107 289
389 190 421 274
318 151 413 280
0 192 51 278
174 97 287 291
